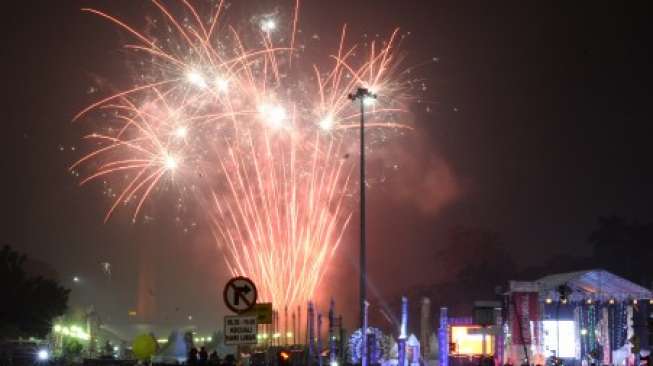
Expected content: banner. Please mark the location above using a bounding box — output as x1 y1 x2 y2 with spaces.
511 292 539 345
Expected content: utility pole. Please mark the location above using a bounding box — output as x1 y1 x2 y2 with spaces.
349 87 376 366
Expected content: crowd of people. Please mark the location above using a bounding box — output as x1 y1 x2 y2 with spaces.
187 347 235 366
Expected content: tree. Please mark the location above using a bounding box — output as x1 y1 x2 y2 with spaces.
0 245 70 339
434 227 516 312
589 216 653 287
62 338 84 361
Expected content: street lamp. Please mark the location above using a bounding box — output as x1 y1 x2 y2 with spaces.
348 87 376 366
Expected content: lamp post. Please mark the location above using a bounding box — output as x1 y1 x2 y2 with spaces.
348 87 376 366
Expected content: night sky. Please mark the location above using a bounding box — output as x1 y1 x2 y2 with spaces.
3 1 652 335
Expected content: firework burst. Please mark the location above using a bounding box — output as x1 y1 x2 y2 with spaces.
73 0 411 310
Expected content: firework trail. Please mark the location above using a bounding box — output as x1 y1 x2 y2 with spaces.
73 0 410 310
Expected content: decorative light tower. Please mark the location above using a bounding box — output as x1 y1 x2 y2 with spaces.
398 297 409 366
348 87 376 366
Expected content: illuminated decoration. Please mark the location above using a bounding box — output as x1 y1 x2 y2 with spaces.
398 297 408 366
52 324 90 341
400 296 408 339
348 327 392 364
73 1 410 312
542 320 576 358
132 333 157 361
439 307 448 366
545 298 553 304
450 326 494 356
609 299 615 305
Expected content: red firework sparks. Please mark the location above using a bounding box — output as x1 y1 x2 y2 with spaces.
73 0 412 310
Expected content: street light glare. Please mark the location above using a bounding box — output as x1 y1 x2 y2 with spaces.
363 95 376 106
37 350 49 361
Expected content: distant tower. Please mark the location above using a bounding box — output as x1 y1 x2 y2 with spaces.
420 297 431 359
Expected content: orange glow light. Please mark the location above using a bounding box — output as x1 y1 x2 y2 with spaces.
450 326 494 356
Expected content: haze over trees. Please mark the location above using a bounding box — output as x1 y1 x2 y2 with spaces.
0 245 69 339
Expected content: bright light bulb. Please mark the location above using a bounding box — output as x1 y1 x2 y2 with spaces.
37 350 49 361
319 115 335 131
186 69 207 88
261 19 276 32
164 154 178 170
258 103 287 129
363 95 376 106
174 126 188 139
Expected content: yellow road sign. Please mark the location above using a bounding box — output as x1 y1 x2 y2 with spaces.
244 302 273 324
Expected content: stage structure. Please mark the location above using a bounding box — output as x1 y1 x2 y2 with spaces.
504 270 652 366
439 270 652 366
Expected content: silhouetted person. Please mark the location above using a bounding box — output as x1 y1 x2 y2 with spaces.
209 351 220 366
188 347 199 365
199 347 209 365
223 354 236 366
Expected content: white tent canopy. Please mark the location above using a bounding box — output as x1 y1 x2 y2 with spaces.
512 269 653 302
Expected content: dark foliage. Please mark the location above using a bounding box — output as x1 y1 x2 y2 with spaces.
589 215 653 288
0 245 70 339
